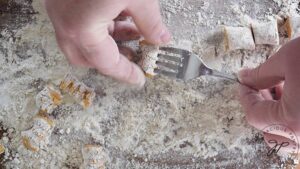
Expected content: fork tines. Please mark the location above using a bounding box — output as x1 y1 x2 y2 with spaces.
153 47 188 78
159 47 191 55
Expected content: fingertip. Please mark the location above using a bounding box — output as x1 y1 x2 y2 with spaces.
159 27 172 44
143 25 172 45
132 64 146 87
238 68 252 84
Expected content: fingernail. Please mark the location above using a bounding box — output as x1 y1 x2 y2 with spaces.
238 69 249 83
138 76 146 88
159 28 171 44
137 70 146 88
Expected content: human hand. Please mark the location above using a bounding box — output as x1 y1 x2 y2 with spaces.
44 0 171 86
238 37 300 152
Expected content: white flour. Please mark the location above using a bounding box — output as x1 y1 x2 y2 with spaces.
0 0 299 168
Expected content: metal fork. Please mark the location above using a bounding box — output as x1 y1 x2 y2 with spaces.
154 47 239 82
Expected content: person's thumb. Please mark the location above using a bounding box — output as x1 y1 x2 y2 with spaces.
238 52 285 90
127 0 171 44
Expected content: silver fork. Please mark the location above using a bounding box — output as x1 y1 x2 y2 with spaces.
154 47 239 82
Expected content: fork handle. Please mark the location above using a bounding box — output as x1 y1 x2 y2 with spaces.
210 69 240 83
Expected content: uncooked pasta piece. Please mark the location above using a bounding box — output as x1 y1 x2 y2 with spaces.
285 16 300 39
81 144 107 169
252 19 279 45
223 26 255 51
36 85 62 114
21 111 54 152
59 74 95 108
138 40 159 77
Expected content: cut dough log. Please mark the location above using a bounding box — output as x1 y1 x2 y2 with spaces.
59 74 95 108
21 110 54 152
36 85 62 114
81 144 107 169
252 19 279 45
223 26 255 51
285 15 300 39
138 41 159 77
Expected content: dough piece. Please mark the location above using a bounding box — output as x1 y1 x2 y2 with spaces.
59 74 95 108
36 85 62 114
0 144 4 155
285 16 300 39
81 145 107 169
224 26 255 51
252 19 279 45
138 41 159 77
21 110 54 152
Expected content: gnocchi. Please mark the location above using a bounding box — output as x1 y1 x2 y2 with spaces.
81 144 107 169
285 15 300 39
21 110 54 152
223 26 255 51
36 85 62 114
59 74 95 108
138 41 159 77
252 19 279 45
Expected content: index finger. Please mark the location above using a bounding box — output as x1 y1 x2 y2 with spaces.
77 31 145 86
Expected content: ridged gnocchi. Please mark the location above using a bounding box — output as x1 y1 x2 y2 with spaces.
59 74 95 108
138 41 160 77
36 85 62 114
21 110 54 152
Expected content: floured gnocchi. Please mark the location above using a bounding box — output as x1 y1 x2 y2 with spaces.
81 144 108 169
59 74 95 109
252 19 279 45
285 15 300 39
21 110 54 152
223 26 255 51
36 85 62 114
138 41 160 77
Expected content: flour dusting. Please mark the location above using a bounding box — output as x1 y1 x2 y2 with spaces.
0 0 299 168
